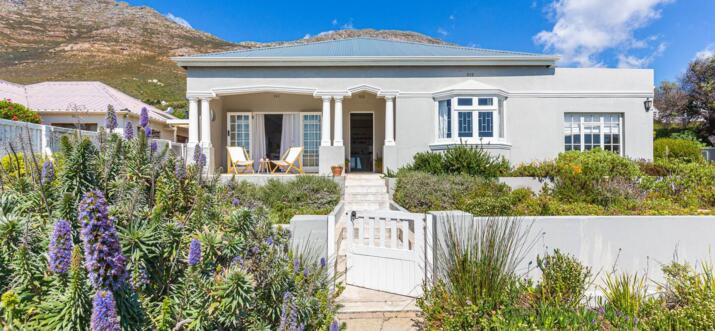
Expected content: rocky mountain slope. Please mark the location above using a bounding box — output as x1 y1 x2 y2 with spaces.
0 0 445 110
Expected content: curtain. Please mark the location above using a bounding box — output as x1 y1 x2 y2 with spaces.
251 114 266 170
438 100 451 138
280 114 302 158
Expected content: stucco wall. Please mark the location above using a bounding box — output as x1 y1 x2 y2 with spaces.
40 113 176 141
187 66 654 169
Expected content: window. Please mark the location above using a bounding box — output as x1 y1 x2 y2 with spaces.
228 114 250 149
438 100 452 138
437 96 500 141
458 112 473 137
564 113 623 154
302 114 321 167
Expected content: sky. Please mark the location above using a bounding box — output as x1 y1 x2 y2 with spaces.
127 0 715 84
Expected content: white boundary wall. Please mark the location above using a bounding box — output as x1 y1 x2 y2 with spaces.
429 212 715 291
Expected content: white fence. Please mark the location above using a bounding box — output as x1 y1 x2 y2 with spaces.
703 147 715 161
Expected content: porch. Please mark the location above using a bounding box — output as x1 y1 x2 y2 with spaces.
186 86 397 175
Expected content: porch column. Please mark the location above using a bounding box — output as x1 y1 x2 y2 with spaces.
188 97 199 144
333 96 343 146
200 98 212 147
321 96 332 146
384 96 395 146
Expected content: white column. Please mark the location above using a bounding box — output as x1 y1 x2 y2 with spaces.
200 98 212 147
188 97 199 144
384 96 395 146
333 96 343 146
321 96 332 146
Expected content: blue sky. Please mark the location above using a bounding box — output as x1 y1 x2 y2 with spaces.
129 0 714 84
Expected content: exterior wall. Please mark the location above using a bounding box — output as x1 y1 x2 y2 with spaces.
188 66 654 170
39 112 176 141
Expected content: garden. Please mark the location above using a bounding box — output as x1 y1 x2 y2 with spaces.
0 107 341 330
393 140 714 216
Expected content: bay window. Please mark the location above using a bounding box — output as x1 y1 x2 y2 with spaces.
564 113 623 154
436 96 502 143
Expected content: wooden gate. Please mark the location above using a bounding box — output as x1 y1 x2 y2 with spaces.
346 210 427 297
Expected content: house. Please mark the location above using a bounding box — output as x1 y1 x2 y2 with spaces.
171 38 654 174
0 80 187 142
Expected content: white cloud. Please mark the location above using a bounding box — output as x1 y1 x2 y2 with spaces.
695 44 715 60
617 41 667 68
449 14 455 20
342 21 354 29
437 27 449 36
534 0 672 67
331 19 338 26
166 13 192 29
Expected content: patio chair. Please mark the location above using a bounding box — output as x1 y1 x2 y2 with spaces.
271 146 304 174
227 146 255 174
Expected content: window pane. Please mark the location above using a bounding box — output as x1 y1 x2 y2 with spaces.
302 114 321 167
564 113 622 154
458 112 473 138
457 98 473 106
478 98 494 106
438 100 452 139
228 114 250 149
478 112 493 137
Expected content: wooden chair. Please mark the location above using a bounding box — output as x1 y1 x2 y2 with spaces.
271 146 304 174
227 147 255 174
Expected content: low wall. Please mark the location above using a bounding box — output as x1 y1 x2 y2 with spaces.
429 212 715 292
498 177 551 193
289 201 345 267
219 173 345 188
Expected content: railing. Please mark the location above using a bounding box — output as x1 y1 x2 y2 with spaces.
703 147 715 162
154 138 188 159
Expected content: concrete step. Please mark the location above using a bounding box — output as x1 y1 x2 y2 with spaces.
345 181 386 188
344 203 387 211
345 193 389 203
345 185 387 193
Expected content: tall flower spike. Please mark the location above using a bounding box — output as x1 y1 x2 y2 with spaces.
91 290 121 331
188 239 201 266
78 190 127 290
198 153 206 168
41 160 54 185
175 161 186 180
193 145 201 163
124 121 134 140
145 125 152 138
278 291 292 331
150 140 158 153
48 219 73 274
139 107 149 128
106 105 118 131
329 319 340 331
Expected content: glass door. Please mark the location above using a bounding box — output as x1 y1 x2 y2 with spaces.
302 113 321 172
227 113 251 149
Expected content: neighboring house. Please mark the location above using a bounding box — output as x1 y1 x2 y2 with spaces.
0 80 187 142
172 38 654 174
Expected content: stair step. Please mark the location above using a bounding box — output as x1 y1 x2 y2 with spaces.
345 203 387 211
345 186 387 193
345 182 386 188
345 194 388 202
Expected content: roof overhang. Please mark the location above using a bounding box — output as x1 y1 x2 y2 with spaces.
171 55 559 68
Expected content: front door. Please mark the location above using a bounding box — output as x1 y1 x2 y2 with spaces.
349 113 373 172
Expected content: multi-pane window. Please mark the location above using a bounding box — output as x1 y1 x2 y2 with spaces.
302 114 321 167
564 113 623 154
458 112 473 137
228 114 250 149
437 96 499 141
478 112 493 137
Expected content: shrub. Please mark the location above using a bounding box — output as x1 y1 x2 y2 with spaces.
536 249 591 308
410 152 445 175
654 138 704 163
509 160 558 178
258 175 340 223
0 99 41 124
601 272 648 318
404 145 509 178
670 130 708 147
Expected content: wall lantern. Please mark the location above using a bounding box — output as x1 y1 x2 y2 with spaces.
644 97 653 112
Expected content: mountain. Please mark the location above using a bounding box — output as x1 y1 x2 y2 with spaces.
0 0 445 111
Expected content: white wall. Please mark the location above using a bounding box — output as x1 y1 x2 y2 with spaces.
40 113 176 141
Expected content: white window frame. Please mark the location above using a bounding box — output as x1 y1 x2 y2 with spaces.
300 112 322 172
564 113 624 155
434 96 503 144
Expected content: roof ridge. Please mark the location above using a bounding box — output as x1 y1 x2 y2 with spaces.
183 37 546 58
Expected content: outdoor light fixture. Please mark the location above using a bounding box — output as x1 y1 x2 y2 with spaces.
644 97 653 112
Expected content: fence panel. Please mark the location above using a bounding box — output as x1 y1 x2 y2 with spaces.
703 147 715 162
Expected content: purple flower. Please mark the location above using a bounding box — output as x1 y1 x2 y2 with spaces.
251 246 259 255
48 219 73 274
231 255 244 267
188 239 201 266
289 297 298 331
193 145 201 164
293 258 300 273
298 325 304 331
139 107 149 128
266 236 273 245
320 257 326 268
124 121 134 140
106 106 118 131
131 267 150 289
78 190 127 290
279 292 292 331
198 153 206 168
150 140 158 153
41 160 54 185
232 198 240 207
174 161 186 180
144 125 152 138
303 266 310 278
329 319 339 331
91 290 120 331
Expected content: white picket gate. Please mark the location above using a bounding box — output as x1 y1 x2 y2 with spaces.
346 210 428 297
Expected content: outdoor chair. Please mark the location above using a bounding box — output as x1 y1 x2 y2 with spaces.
227 146 255 174
271 146 304 174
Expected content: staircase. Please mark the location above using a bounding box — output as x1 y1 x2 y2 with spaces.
343 173 390 211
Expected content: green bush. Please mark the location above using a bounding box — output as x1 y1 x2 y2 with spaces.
654 138 704 163
404 145 509 178
0 98 41 123
509 160 558 178
536 249 591 308
254 176 340 224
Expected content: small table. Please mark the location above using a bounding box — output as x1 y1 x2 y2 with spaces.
258 158 272 173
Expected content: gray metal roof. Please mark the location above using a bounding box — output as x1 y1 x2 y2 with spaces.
186 38 547 58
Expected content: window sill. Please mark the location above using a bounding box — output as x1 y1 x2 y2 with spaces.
429 139 512 151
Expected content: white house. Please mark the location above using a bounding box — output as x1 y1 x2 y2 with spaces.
0 80 187 142
172 38 654 174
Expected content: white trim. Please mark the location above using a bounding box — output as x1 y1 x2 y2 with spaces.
300 112 322 172
434 89 508 99
212 85 317 96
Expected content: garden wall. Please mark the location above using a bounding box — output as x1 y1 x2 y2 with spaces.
220 174 345 188
429 211 715 294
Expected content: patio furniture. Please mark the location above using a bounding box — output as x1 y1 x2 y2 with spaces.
271 146 304 174
258 157 272 173
227 146 255 174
